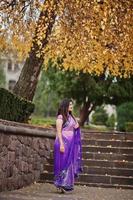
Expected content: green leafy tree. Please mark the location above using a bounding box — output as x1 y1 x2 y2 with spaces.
107 77 133 105
36 63 109 126
34 62 133 126
33 69 59 117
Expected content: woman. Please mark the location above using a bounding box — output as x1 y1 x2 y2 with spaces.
54 99 83 193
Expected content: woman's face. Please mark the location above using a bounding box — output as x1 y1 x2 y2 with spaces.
68 101 73 112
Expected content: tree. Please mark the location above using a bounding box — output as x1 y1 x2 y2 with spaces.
32 61 133 126
12 0 59 101
0 0 132 101
33 70 59 117
36 64 109 126
1 0 59 100
107 76 133 105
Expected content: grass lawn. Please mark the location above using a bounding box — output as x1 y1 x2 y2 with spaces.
84 123 110 131
29 115 56 128
30 116 111 131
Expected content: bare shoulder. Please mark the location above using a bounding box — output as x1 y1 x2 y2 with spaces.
57 114 63 120
56 115 63 129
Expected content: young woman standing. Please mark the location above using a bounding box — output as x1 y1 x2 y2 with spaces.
54 99 83 193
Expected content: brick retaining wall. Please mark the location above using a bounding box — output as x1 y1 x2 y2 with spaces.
0 119 55 192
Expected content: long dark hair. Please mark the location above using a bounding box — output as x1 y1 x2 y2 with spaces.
57 98 76 126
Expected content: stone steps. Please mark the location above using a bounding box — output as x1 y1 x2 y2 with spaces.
40 131 133 189
49 151 133 162
44 164 133 177
40 172 133 187
82 145 133 154
82 139 133 147
48 148 133 162
82 132 133 140
47 157 133 168
39 179 133 190
82 152 133 161
82 159 133 168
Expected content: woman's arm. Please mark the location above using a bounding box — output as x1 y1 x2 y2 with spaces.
56 117 65 152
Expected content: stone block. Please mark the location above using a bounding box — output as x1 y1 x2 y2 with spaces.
1 146 8 156
32 138 39 151
8 152 15 163
1 157 7 171
39 140 45 149
8 140 17 151
3 136 10 147
15 146 22 157
39 149 46 157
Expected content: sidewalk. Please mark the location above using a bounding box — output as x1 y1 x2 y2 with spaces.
0 183 133 200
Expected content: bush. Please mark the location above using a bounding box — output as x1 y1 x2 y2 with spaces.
0 88 35 122
106 114 116 129
0 67 5 87
125 122 133 132
117 102 133 131
92 106 108 125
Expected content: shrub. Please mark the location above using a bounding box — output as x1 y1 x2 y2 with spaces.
92 106 108 125
106 114 116 129
125 122 133 132
0 88 35 122
117 102 133 131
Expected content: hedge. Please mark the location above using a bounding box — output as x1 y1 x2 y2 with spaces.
117 102 133 131
92 106 108 125
0 88 35 122
125 122 133 132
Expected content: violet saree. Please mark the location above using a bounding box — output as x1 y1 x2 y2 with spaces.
54 114 83 191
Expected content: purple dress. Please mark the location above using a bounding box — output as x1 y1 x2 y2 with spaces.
54 114 83 191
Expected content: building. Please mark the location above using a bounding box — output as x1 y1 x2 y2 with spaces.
0 55 23 90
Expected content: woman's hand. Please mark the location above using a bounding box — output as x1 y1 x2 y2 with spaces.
60 142 65 153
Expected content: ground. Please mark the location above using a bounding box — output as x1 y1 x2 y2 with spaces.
0 183 133 200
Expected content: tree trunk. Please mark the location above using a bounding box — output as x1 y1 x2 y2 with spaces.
79 102 95 127
13 0 58 101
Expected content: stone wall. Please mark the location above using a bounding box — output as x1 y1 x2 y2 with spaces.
0 119 55 192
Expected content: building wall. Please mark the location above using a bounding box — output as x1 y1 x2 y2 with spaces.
0 56 23 90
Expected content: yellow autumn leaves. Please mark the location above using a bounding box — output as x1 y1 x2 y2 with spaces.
0 0 133 76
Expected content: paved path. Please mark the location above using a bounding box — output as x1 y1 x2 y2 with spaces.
0 183 133 200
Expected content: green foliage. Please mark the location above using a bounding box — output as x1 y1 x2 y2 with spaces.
0 88 35 122
42 62 108 105
125 122 133 132
43 63 133 107
33 61 133 124
33 69 59 117
33 61 108 118
84 124 109 131
92 106 108 125
30 116 55 127
0 62 5 87
106 114 116 129
107 77 133 105
117 102 133 131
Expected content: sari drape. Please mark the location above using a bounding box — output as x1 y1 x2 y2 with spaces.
54 127 83 190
